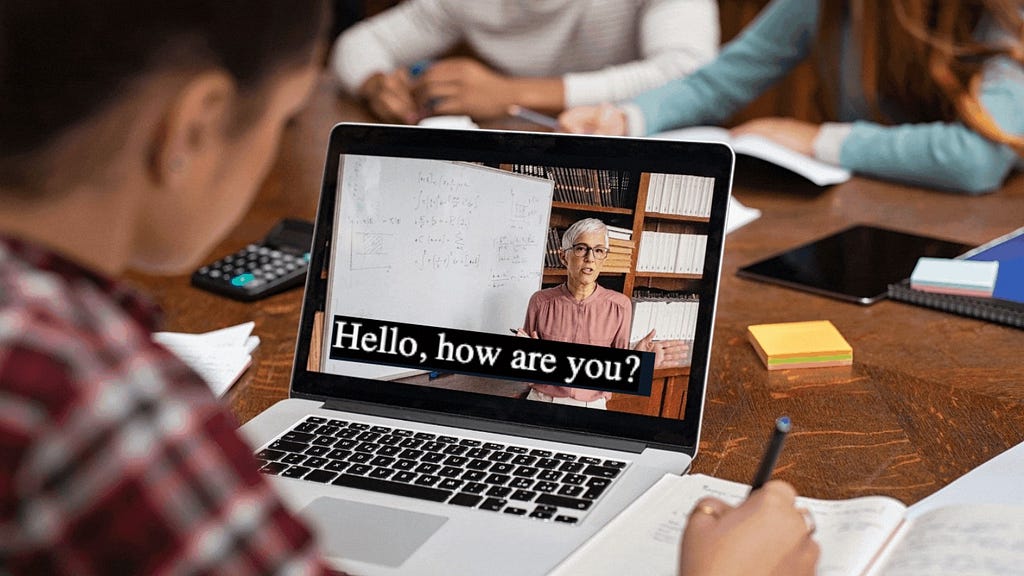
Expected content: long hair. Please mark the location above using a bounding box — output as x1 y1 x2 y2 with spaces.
815 0 1024 154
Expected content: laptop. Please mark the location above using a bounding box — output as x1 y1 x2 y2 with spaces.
239 123 734 575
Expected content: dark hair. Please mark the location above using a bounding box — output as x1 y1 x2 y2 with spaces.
0 0 328 160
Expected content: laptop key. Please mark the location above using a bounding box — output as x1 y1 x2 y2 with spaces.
256 449 286 461
281 466 311 479
393 471 417 483
582 465 621 479
603 460 627 469
439 478 464 491
324 460 350 473
332 474 452 502
510 489 537 501
536 494 593 511
483 442 505 451
449 493 482 507
479 498 507 512
504 507 528 515
269 440 308 453
259 461 289 475
347 464 372 475
304 457 329 468
462 482 487 494
554 515 579 524
282 453 307 465
305 469 338 483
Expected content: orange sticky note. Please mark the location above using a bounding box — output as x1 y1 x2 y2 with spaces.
747 320 852 370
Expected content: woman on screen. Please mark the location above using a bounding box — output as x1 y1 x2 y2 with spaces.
518 218 686 409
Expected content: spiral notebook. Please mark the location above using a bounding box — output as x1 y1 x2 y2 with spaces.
887 226 1024 329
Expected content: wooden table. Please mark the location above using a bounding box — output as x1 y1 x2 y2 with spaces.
129 78 1024 507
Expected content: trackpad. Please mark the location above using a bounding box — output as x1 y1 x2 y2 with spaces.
300 497 448 567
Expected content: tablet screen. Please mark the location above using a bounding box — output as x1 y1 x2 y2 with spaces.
737 224 971 304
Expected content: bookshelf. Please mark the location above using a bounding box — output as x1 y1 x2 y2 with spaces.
501 164 712 418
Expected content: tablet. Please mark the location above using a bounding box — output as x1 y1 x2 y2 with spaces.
737 224 971 305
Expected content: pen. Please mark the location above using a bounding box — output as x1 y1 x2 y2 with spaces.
750 415 791 491
507 105 561 130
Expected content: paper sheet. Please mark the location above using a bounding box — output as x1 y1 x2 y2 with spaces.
153 322 259 396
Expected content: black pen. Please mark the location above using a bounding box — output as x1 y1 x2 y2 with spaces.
750 416 791 491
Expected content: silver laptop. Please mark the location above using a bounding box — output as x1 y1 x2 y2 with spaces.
240 123 734 575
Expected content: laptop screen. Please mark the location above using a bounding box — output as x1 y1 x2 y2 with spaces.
291 124 733 453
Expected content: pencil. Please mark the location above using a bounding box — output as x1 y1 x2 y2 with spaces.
750 416 791 491
507 105 561 130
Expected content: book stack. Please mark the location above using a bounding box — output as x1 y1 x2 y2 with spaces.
604 227 634 274
746 320 852 371
644 173 715 217
636 231 707 275
888 226 1024 329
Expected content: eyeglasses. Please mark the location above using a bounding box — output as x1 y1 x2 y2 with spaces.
567 243 609 260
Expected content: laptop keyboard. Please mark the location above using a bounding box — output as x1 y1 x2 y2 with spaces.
254 415 630 524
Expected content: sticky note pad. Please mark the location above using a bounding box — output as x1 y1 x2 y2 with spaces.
910 257 998 297
747 320 852 370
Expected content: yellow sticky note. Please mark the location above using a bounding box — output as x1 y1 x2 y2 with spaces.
747 320 852 370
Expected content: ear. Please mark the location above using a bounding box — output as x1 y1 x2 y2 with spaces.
558 249 567 267
148 71 237 187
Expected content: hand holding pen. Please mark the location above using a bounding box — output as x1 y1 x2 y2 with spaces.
678 416 819 576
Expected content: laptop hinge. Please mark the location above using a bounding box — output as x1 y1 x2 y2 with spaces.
320 399 650 454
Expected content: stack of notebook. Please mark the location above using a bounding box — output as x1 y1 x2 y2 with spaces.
746 320 853 371
888 226 1024 329
603 237 635 273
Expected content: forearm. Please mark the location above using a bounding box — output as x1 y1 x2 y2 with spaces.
630 0 817 135
838 121 1018 194
330 0 460 94
509 77 565 114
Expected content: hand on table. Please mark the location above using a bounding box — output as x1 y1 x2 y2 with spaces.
359 69 419 124
634 329 689 369
558 104 628 135
730 117 821 157
679 480 819 576
412 57 516 120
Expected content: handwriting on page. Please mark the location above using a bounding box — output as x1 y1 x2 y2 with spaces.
876 505 1024 576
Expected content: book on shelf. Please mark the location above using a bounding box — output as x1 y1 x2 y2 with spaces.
637 231 707 275
507 164 632 208
549 472 1024 576
887 225 1024 329
644 173 715 217
650 126 851 187
629 292 699 348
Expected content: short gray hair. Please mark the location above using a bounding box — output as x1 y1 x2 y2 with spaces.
561 218 609 250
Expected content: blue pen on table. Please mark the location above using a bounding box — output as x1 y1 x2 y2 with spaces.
750 416 791 492
507 105 561 130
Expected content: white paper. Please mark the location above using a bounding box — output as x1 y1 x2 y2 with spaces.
549 473 906 576
651 126 852 187
416 115 479 130
726 195 761 234
153 321 259 397
907 438 1024 518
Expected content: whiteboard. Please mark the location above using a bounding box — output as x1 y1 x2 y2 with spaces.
322 156 554 379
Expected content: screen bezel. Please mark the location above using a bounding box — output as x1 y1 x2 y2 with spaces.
289 123 734 453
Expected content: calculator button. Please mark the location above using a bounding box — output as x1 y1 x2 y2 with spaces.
231 273 256 286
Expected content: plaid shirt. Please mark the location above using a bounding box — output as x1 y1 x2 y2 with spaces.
0 236 330 575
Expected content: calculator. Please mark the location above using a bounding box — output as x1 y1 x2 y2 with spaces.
191 218 314 302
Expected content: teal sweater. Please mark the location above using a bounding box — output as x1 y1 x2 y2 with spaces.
631 0 1024 194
